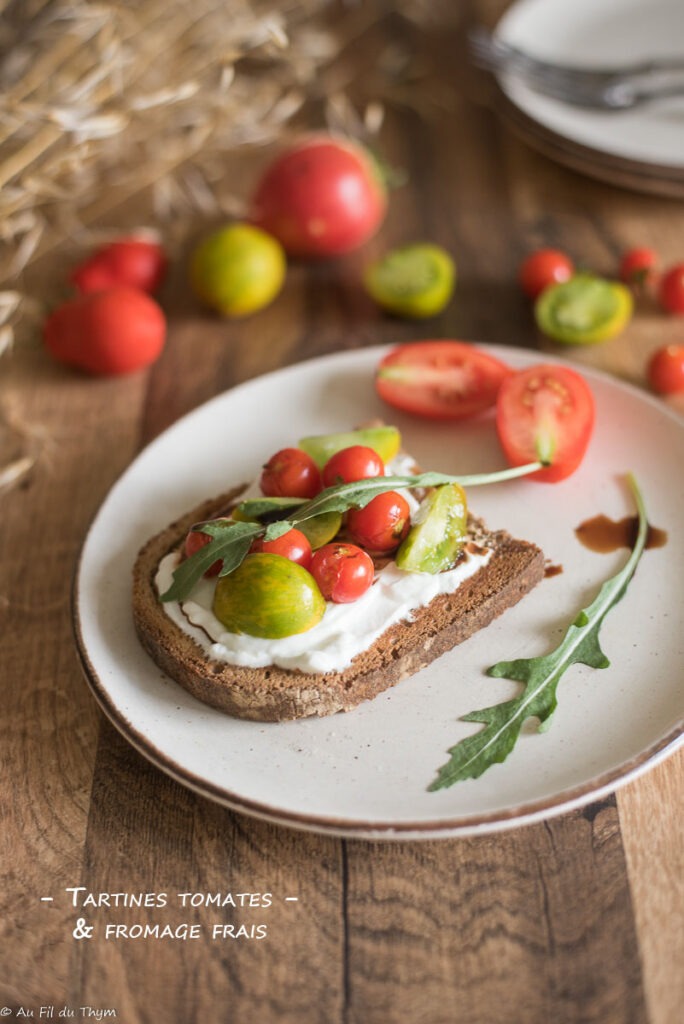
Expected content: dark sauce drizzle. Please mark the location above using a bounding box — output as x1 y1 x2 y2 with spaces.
575 514 667 554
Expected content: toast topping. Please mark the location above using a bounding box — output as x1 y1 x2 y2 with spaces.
156 543 492 673
150 425 544 679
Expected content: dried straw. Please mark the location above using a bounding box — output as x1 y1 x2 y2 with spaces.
0 0 457 289
0 0 327 280
0 0 463 489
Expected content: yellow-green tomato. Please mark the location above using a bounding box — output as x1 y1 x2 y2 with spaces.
364 243 456 318
534 273 633 344
298 425 402 467
232 499 343 550
212 553 325 639
190 223 286 317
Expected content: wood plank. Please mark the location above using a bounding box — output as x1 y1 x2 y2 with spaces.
618 747 684 1024
343 802 647 1024
73 723 345 1023
0 346 147 1005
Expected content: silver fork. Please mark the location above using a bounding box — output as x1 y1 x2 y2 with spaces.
469 27 684 111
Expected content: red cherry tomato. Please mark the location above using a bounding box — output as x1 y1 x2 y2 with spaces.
43 287 166 375
309 543 375 603
375 340 512 420
519 249 574 299
647 344 684 395
184 521 229 577
619 246 658 288
496 364 595 483
346 491 411 554
71 238 167 294
658 263 684 314
250 527 313 568
322 445 385 488
260 448 322 499
249 135 387 258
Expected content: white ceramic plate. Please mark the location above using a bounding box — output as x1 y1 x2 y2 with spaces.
495 0 684 171
74 345 684 839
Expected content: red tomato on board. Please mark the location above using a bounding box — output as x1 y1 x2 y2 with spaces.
375 341 512 420
496 364 595 483
71 238 167 294
260 448 322 499
249 135 387 258
346 491 411 554
647 344 684 395
519 249 574 299
309 543 375 603
619 246 658 289
43 288 166 375
658 264 684 314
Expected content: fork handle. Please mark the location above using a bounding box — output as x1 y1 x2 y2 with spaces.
612 67 684 107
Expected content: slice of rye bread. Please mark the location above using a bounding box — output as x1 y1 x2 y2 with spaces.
132 486 545 722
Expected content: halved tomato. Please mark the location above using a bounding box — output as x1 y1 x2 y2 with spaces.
535 274 633 345
364 244 456 318
496 364 595 483
375 341 512 420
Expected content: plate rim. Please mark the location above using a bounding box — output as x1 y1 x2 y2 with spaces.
72 342 684 840
493 0 684 185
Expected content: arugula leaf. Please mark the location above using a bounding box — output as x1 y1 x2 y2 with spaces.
160 460 544 603
429 473 648 790
235 496 306 520
159 520 262 602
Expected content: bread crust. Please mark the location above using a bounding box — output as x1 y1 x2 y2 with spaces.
132 488 545 721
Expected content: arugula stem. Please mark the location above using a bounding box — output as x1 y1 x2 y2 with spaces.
285 462 545 526
429 473 649 790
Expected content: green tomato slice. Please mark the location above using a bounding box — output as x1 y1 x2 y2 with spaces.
232 497 342 549
364 243 456 318
535 274 633 345
396 483 467 574
298 425 401 467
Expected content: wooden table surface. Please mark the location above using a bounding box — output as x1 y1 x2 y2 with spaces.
2 2 683 1022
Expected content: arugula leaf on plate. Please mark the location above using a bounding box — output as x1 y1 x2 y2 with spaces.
429 473 648 790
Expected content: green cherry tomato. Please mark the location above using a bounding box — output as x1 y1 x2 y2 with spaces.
364 243 456 318
231 497 343 550
212 553 325 638
298 425 402 467
190 222 286 318
534 273 633 345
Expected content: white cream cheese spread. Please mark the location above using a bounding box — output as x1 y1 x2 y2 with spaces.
154 455 492 674
155 546 492 674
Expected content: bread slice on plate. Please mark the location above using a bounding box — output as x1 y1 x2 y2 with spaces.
132 486 545 723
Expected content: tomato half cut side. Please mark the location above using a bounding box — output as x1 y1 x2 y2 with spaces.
535 274 633 345
496 364 595 483
375 341 512 420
